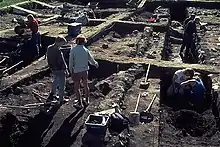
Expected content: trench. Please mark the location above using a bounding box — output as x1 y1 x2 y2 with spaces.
0 1 220 146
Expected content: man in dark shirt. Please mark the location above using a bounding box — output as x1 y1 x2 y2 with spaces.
47 36 69 104
183 14 195 29
180 16 200 61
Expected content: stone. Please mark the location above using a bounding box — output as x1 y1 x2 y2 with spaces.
102 43 109 49
113 32 121 39
13 87 23 95
127 43 135 47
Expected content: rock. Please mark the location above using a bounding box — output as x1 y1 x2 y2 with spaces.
211 48 218 52
146 53 156 59
113 32 121 39
13 87 23 95
127 43 135 47
107 37 118 42
102 43 109 49
132 30 139 35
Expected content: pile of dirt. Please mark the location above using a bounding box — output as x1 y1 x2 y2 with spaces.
171 109 215 137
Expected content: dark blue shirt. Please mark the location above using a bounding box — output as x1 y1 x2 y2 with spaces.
191 79 205 100
185 20 197 35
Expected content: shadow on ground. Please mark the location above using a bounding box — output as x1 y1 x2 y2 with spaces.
15 106 60 147
45 107 86 147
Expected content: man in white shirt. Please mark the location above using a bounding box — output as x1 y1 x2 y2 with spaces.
69 36 98 108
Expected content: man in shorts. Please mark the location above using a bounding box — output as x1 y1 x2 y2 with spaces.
69 35 98 108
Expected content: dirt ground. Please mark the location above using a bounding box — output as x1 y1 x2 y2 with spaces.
0 1 220 147
89 26 164 60
168 8 220 66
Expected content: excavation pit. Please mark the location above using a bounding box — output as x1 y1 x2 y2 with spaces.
89 22 166 60
0 1 220 147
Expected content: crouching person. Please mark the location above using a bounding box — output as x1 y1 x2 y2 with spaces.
179 75 206 110
167 68 195 97
47 36 69 105
69 36 98 109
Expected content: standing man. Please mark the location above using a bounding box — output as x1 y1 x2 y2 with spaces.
47 36 69 105
69 36 98 108
180 16 200 61
26 14 41 58
183 14 196 29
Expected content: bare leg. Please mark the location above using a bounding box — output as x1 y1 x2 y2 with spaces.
82 71 89 104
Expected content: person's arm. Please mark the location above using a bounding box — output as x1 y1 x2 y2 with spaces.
181 79 197 88
88 50 98 68
60 50 68 73
46 49 53 69
69 49 74 74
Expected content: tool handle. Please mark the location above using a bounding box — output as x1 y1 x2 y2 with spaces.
146 94 157 112
134 93 141 112
144 64 151 82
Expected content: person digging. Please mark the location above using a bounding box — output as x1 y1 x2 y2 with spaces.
46 36 69 105
69 35 98 109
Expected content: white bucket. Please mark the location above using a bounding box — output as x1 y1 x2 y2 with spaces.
129 112 140 126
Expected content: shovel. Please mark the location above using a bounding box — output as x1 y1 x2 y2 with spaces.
129 93 141 125
140 94 157 123
140 64 151 89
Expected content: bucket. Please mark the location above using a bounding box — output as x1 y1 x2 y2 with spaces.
129 112 140 126
85 114 109 137
67 23 82 37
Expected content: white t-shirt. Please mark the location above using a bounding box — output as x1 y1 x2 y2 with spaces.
174 70 186 84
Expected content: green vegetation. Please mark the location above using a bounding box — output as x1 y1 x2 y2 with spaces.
0 0 27 8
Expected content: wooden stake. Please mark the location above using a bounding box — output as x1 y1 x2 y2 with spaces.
24 101 58 107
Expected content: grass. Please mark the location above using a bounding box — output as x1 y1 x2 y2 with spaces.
0 0 27 8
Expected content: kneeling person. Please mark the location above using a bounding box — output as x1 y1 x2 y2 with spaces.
167 68 195 97
180 75 205 105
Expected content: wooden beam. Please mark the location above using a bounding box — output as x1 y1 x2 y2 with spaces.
115 19 168 27
11 5 53 18
11 5 40 16
138 0 149 9
41 15 60 23
92 55 220 74
31 0 56 9
0 1 31 10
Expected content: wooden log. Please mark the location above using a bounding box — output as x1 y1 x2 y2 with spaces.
31 0 56 9
138 0 148 9
11 5 40 16
0 104 38 109
0 58 7 65
11 5 54 18
1 61 23 76
41 15 61 24
24 101 58 107
32 90 48 101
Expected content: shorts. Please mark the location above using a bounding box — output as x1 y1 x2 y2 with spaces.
71 71 88 82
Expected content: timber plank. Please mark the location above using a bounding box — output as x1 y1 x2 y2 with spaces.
31 0 56 9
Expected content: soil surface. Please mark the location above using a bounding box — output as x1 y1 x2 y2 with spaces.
0 1 220 147
89 27 165 60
